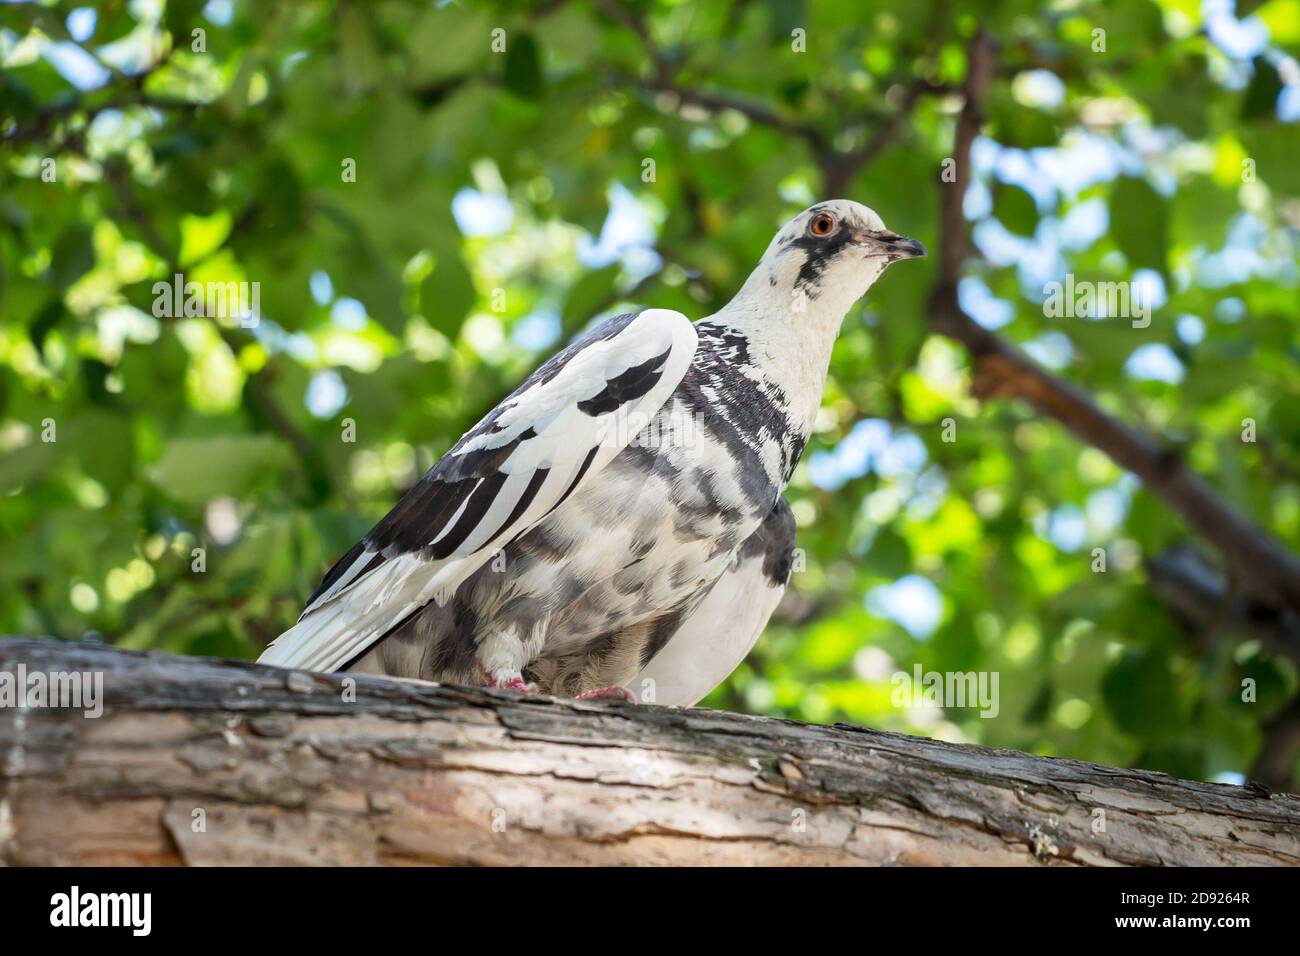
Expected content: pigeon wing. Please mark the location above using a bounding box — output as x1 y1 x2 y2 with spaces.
259 308 698 673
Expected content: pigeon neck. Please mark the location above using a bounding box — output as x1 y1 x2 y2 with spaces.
708 277 857 435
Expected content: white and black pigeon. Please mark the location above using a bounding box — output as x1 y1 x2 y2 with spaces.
258 199 924 704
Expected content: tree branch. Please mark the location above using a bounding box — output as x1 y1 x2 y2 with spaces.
821 79 941 196
1145 545 1300 792
1146 545 1300 668
594 0 934 187
2 637 1298 865
926 30 1300 617
641 69 831 153
1252 699 1300 795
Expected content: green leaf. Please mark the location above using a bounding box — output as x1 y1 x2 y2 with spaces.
419 251 477 338
1170 175 1238 249
338 4 383 93
1108 177 1168 274
147 434 296 505
504 33 543 99
861 526 912 578
987 90 1059 149
68 409 134 492
50 228 94 288
1268 394 1300 446
1102 648 1183 741
1023 680 1055 725
179 209 232 267
407 5 491 85
1233 653 1292 720
0 436 58 494
1241 57 1284 121
992 181 1038 237
1239 123 1300 195
561 264 620 333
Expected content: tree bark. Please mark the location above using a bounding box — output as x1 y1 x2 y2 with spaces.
1 636 1297 866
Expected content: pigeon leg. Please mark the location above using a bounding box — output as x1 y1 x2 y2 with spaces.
575 686 637 703
475 629 543 694
476 662 539 695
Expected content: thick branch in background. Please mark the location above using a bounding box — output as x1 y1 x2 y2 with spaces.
1145 546 1300 791
1146 545 1300 668
2 637 1298 866
921 31 1300 619
629 20 1300 635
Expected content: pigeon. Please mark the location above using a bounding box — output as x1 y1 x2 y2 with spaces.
258 199 925 705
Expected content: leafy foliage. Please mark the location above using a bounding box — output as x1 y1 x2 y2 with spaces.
2 0 1299 787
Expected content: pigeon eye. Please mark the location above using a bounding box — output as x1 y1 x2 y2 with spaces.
809 212 836 237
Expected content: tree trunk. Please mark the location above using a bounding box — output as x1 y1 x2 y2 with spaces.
1 636 1297 866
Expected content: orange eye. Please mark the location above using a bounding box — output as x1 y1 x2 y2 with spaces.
809 212 836 237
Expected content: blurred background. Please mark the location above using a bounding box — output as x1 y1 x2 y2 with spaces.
2 0 1299 790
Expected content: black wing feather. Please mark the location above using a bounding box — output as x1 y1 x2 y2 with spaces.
302 312 647 615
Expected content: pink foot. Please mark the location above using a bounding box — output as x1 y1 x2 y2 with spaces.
575 686 636 703
478 664 539 695
496 676 541 694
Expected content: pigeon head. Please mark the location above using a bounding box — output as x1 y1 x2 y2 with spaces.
708 198 925 410
749 199 925 320
717 200 930 408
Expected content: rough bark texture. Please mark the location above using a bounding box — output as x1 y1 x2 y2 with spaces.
2 636 1298 867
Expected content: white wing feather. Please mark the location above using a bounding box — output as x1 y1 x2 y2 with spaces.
259 308 698 673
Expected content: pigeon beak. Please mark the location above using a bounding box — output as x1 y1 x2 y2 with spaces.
860 230 926 262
